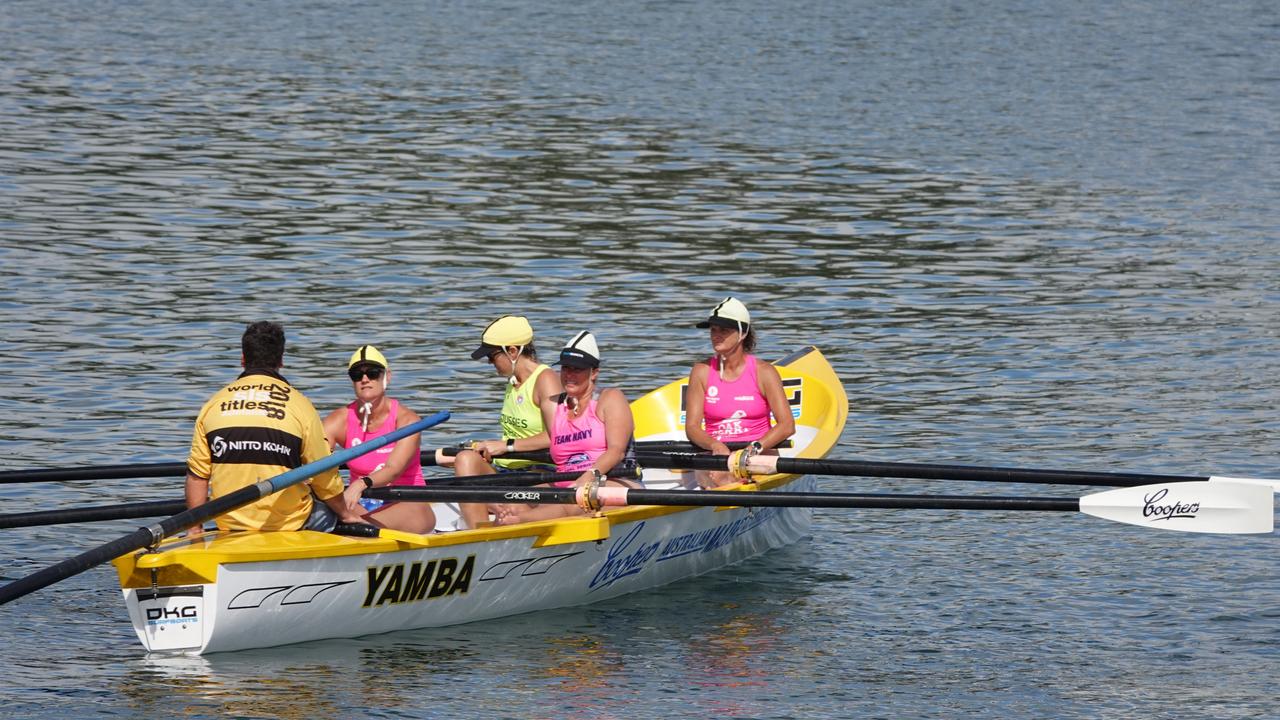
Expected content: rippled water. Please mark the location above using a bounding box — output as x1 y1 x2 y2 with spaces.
2 1 1279 717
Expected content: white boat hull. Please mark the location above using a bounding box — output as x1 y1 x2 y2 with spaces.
124 478 815 654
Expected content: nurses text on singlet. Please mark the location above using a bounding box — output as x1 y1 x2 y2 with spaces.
496 363 552 470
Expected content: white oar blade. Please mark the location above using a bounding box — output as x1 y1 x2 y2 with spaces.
1080 481 1274 534
1209 475 1280 493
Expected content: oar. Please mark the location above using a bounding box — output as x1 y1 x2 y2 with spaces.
635 452 1280 491
0 466 640 531
0 410 450 606
366 479 1273 534
0 440 714 485
0 500 186 530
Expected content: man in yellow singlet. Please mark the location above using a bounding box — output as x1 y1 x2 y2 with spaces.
184 321 364 536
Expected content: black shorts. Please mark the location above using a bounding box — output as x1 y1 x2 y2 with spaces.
300 493 338 533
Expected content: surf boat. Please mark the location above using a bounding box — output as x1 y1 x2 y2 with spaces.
112 346 848 654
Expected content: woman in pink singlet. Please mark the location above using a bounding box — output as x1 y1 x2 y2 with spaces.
322 345 436 533
493 331 641 526
684 298 796 488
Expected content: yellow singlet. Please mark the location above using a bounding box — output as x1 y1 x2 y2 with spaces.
496 363 552 470
187 371 343 532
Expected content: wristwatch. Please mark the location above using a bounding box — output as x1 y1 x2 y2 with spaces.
360 475 374 489
506 438 516 452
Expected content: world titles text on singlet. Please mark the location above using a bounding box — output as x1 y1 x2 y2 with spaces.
187 370 342 532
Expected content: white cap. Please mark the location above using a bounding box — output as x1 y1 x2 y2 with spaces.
696 297 751 329
556 331 600 368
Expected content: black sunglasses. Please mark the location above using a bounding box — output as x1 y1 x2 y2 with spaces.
348 366 384 381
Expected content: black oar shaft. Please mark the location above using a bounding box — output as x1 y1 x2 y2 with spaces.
0 441 755 485
371 485 1080 512
0 500 187 529
637 453 1209 488
0 463 190 484
0 466 619 531
0 528 165 603
774 458 1206 488
628 490 1079 512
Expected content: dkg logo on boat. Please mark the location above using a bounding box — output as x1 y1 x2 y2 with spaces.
146 605 198 623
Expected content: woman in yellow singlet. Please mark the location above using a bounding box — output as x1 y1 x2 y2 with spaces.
437 315 562 527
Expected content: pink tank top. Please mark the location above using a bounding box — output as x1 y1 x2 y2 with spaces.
702 355 774 442
550 395 608 487
343 399 425 486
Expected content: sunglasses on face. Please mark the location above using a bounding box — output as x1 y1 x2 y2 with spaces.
348 366 384 382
